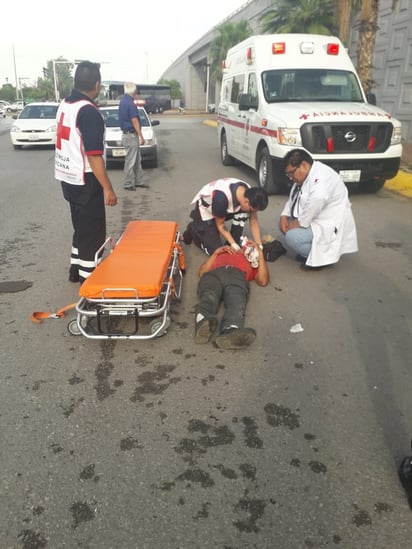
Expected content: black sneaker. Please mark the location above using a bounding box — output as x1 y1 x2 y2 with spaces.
194 317 218 344
214 327 256 349
295 254 307 263
182 222 194 245
262 240 287 262
399 453 412 510
69 269 80 283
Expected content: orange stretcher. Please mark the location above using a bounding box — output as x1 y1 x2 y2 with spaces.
67 220 185 339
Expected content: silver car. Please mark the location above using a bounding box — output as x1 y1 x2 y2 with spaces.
99 105 159 168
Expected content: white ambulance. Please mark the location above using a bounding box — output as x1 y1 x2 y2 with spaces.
217 34 402 193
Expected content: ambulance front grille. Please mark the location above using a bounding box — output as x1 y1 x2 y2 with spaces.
300 122 393 154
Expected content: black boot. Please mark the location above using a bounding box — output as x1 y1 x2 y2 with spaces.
398 441 412 510
182 222 194 245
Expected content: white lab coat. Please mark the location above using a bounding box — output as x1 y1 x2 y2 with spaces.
281 161 358 267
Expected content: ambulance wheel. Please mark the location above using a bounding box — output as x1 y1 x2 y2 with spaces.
149 316 171 337
220 131 234 166
257 146 279 194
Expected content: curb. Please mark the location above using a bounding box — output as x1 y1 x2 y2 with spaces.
202 119 412 198
385 169 412 198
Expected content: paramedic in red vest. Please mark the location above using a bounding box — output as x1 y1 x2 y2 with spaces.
194 241 269 349
55 61 117 283
183 178 268 255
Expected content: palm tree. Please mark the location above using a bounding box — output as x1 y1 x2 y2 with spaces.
335 0 361 45
355 0 380 94
259 0 336 35
355 0 399 94
209 21 252 81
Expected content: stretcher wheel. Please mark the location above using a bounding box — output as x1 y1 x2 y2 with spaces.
67 318 82 336
149 315 171 337
67 316 88 336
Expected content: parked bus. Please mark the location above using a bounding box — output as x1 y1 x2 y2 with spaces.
99 81 172 113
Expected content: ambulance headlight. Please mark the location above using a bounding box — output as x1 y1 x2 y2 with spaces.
278 128 302 146
391 126 402 146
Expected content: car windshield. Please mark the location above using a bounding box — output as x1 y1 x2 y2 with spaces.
20 105 58 119
100 108 151 128
262 69 364 103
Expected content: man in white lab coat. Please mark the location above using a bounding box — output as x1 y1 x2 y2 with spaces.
278 148 358 271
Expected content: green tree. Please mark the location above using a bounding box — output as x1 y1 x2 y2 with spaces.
209 21 252 81
35 77 56 101
0 83 16 101
259 0 336 35
44 58 74 100
158 78 182 100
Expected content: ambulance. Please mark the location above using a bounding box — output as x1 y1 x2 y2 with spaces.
217 34 402 194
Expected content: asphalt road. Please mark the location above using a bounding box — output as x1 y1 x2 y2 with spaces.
1 115 412 548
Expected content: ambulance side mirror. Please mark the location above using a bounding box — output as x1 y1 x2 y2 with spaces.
238 93 258 111
366 92 376 105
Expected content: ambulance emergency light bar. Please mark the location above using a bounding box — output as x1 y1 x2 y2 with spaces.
222 38 340 68
271 41 340 55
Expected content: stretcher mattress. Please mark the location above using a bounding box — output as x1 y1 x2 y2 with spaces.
79 220 178 299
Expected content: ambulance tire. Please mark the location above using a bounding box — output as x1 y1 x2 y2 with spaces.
359 178 385 193
220 131 234 166
257 146 280 194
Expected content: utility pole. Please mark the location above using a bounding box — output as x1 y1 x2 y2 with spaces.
53 60 76 101
205 63 210 113
19 77 29 102
12 44 19 100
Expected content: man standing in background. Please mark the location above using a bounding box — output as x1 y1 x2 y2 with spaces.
118 82 146 190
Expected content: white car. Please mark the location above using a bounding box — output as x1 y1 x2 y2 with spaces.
99 105 159 168
10 102 59 149
0 100 13 112
6 100 24 112
0 106 5 118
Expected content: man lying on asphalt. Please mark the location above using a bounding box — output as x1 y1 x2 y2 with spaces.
194 239 269 349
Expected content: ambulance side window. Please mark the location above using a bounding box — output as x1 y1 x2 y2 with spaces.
222 79 231 102
248 73 258 107
231 74 245 104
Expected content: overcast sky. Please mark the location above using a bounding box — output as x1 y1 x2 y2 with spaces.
0 0 249 89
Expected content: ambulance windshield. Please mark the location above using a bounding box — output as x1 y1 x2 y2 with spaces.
262 69 364 103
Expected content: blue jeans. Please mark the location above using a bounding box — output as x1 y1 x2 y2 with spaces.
284 224 313 258
122 133 144 187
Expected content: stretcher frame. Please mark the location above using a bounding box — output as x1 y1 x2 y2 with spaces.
68 220 185 339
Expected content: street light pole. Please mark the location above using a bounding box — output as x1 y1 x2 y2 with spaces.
52 59 76 102
19 77 29 102
205 62 210 112
52 60 58 102
12 44 19 100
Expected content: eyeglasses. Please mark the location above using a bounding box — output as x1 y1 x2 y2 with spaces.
285 166 299 179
